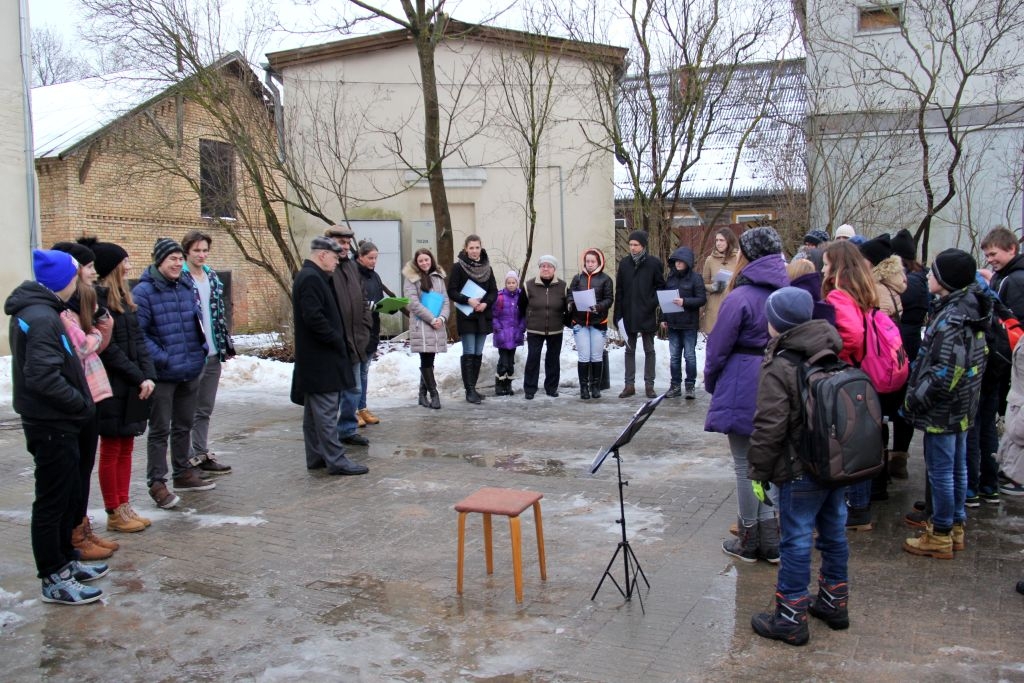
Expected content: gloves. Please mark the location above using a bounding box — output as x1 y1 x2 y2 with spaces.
752 480 773 507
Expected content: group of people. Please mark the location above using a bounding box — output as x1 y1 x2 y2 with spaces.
8 232 235 604
702 221 1024 647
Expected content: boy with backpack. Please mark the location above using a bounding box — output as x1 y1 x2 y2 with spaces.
747 287 855 646
902 249 989 559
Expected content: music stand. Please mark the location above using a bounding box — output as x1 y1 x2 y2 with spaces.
589 394 665 610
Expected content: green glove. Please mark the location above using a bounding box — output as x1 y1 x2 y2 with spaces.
752 480 773 507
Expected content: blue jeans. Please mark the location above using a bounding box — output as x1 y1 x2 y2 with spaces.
777 476 849 601
846 479 872 509
667 328 698 387
336 361 362 438
572 325 605 362
461 333 486 356
924 431 967 531
357 359 371 411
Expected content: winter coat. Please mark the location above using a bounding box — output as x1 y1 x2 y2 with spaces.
568 249 614 330
789 271 836 326
358 261 386 357
990 253 1024 319
902 283 990 434
448 249 498 335
132 266 207 383
615 251 665 335
701 247 740 335
747 319 844 484
492 288 526 350
5 281 94 433
899 268 930 361
662 247 707 330
403 261 450 354
703 254 789 435
524 275 568 336
872 255 907 322
183 264 234 361
291 259 354 402
330 256 373 363
997 341 1024 485
96 285 157 437
825 289 867 366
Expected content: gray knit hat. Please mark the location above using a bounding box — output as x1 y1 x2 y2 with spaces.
152 237 184 266
739 227 783 262
765 287 814 333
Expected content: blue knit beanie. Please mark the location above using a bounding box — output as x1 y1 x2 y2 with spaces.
33 249 79 293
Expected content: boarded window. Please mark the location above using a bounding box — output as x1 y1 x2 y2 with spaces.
200 139 236 219
858 5 902 32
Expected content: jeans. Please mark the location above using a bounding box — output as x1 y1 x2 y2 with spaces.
667 328 698 387
147 377 202 484
573 325 605 362
24 423 81 577
461 333 486 356
337 361 362 438
846 479 872 509
525 333 563 395
191 355 222 457
358 359 371 411
729 433 775 523
623 331 656 385
777 475 849 601
966 386 1000 492
924 431 967 531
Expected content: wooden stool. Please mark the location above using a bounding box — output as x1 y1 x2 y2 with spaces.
455 487 547 603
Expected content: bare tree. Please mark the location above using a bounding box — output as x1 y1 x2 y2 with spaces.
31 26 94 86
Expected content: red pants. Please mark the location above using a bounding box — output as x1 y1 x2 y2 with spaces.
98 435 134 511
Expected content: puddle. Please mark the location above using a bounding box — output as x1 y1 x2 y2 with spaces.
396 448 566 477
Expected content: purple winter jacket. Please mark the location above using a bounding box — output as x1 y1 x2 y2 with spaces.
703 254 789 436
492 288 526 350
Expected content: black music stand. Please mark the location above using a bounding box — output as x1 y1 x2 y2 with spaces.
589 394 664 610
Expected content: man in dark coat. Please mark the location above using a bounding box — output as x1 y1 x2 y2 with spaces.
614 230 665 398
292 237 367 476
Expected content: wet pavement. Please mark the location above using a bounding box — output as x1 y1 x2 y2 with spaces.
0 379 1022 682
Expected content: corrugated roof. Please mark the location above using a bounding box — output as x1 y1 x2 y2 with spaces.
615 58 807 201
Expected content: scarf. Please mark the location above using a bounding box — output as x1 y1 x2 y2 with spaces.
630 249 647 267
458 249 493 284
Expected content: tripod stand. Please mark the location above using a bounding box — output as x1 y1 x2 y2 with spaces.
589 394 663 609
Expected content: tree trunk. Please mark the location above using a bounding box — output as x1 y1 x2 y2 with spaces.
416 32 454 271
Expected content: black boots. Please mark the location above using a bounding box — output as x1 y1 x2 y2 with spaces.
461 355 483 404
578 363 591 400
494 374 515 396
808 576 850 630
589 362 602 399
421 367 441 409
758 517 780 564
751 593 810 646
722 518 759 563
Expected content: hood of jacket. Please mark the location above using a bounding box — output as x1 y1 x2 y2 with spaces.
767 318 843 358
737 253 789 290
402 260 447 283
668 246 695 271
578 248 606 274
4 281 65 317
873 255 907 292
936 282 992 330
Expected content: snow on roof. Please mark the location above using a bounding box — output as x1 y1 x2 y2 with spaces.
31 70 171 158
615 58 807 201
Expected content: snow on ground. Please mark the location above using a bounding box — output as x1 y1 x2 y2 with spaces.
0 335 707 406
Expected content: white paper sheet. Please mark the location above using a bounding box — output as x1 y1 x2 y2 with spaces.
572 288 597 310
657 289 684 313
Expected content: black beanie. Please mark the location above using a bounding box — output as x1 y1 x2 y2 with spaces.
51 241 95 266
859 233 893 267
90 242 130 279
891 229 916 261
628 230 648 248
931 249 977 292
152 237 184 266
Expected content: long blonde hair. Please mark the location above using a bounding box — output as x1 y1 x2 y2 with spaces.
822 241 878 310
100 261 136 314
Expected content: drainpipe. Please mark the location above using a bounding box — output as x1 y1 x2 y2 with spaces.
19 0 38 250
558 165 566 280
262 64 286 163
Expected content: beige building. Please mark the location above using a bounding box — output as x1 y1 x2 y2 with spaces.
266 22 627 281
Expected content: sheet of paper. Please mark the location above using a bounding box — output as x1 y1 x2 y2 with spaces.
657 289 684 313
572 288 596 310
456 280 487 316
617 318 631 349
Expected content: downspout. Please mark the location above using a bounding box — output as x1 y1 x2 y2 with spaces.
19 0 38 250
558 165 566 280
262 64 286 163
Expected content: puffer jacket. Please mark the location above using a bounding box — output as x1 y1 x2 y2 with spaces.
902 283 990 434
568 248 614 330
826 289 867 366
662 246 707 330
448 249 498 335
403 261 450 354
873 255 907 322
997 341 1024 484
5 281 94 432
747 319 844 484
703 254 789 435
96 285 157 437
524 275 568 336
132 266 207 383
492 288 526 350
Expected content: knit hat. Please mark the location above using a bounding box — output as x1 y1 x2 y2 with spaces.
834 224 856 240
849 235 866 246
311 236 342 253
739 226 783 262
627 230 648 248
931 248 977 292
325 224 355 238
505 270 520 284
802 232 825 247
809 229 830 244
891 229 917 261
89 241 130 279
33 249 79 293
538 254 558 269
765 286 814 333
51 241 95 266
152 237 184 266
859 233 893 267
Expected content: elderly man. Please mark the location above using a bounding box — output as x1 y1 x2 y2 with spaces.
291 237 368 476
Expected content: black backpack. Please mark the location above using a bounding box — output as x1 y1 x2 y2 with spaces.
780 349 885 487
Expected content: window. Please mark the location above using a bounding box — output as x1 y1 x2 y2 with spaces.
858 4 903 32
732 211 775 224
200 139 236 219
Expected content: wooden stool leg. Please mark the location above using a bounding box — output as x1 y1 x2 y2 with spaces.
457 511 467 595
483 512 494 575
509 515 524 603
533 501 547 581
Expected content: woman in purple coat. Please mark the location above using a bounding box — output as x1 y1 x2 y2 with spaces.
492 270 526 395
704 227 789 565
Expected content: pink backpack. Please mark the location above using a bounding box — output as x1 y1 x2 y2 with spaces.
857 309 910 394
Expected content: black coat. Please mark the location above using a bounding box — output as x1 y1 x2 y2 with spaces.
662 247 707 330
991 254 1024 319
615 252 665 335
569 271 614 330
448 249 498 335
96 286 157 437
358 262 385 357
291 260 354 404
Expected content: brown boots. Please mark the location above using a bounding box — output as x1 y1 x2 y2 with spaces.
107 503 147 533
72 517 116 560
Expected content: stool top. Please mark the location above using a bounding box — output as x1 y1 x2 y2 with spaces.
454 487 543 516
